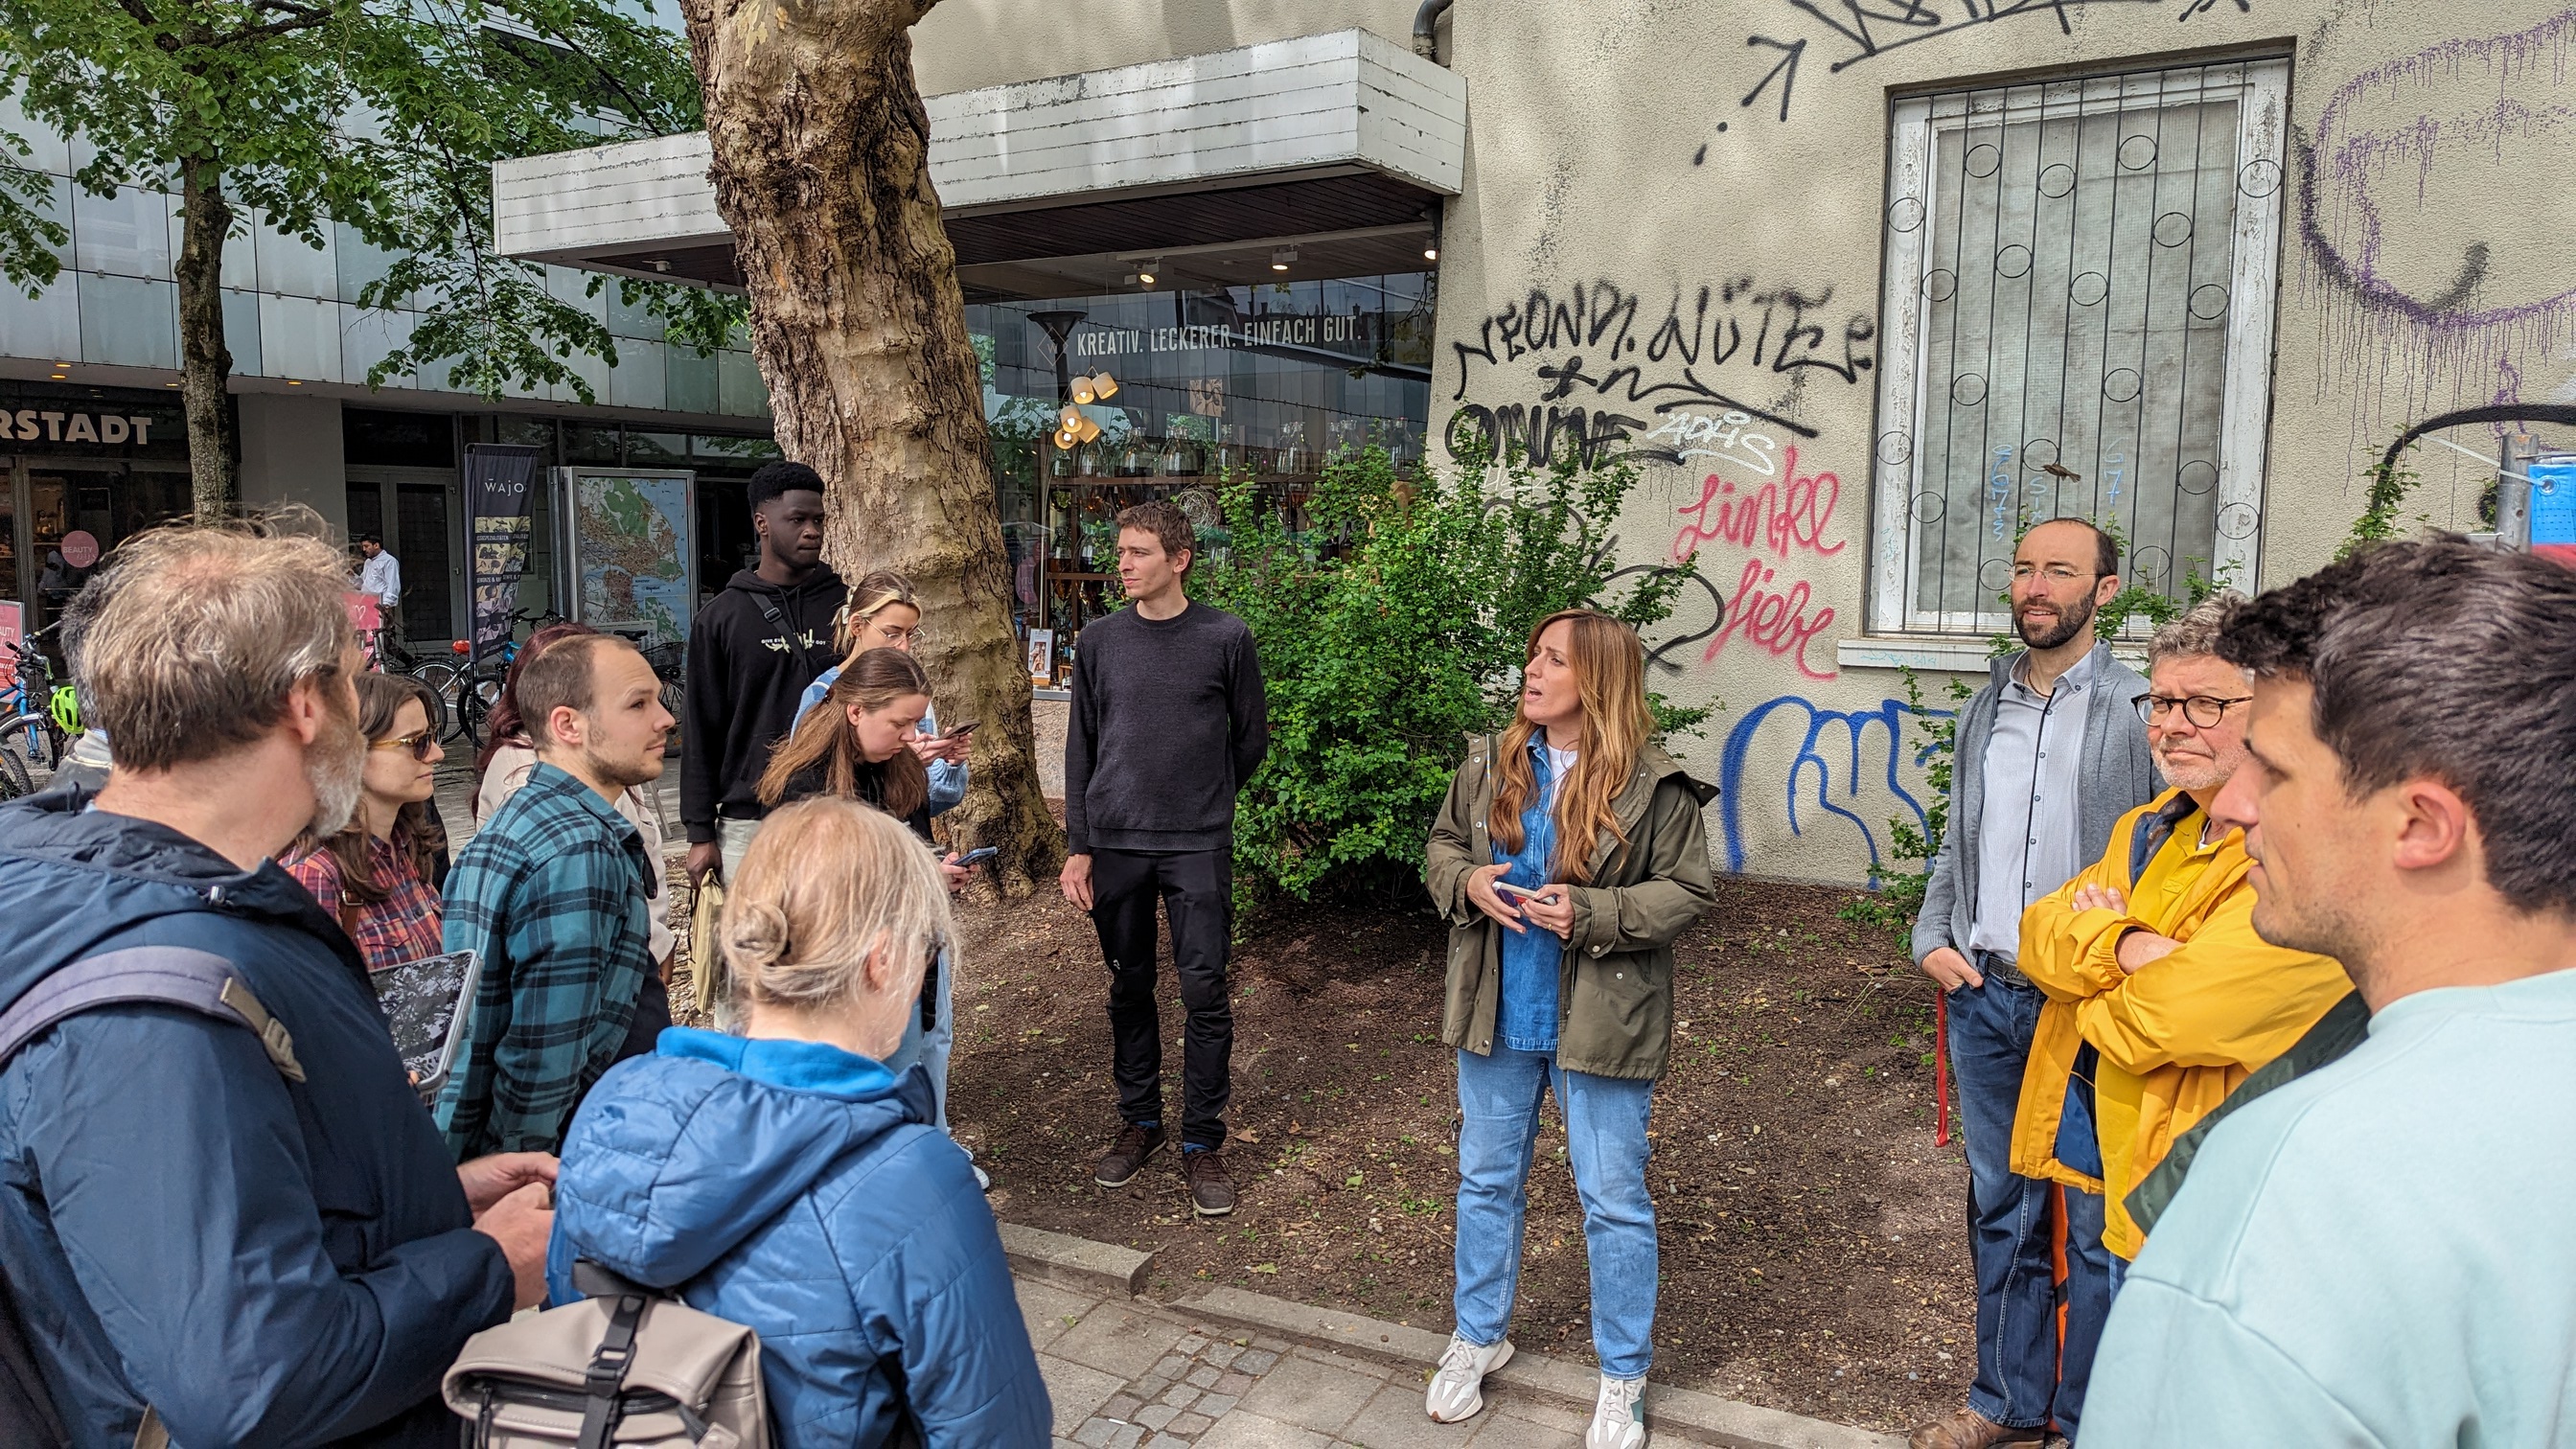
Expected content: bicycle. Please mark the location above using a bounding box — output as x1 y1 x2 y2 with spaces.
2 625 68 800
448 609 565 747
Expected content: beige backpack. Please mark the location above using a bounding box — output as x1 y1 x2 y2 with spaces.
443 1263 770 1448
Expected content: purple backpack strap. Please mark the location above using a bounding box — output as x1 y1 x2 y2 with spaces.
0 947 304 1082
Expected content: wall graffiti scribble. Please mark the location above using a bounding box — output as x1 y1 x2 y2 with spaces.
1731 0 2246 129
1449 277 1875 401
2299 10 2576 426
1716 694 1947 875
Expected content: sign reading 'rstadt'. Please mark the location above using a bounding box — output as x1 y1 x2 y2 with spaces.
0 409 155 446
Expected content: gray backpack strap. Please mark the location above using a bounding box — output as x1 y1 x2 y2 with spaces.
0 947 304 1083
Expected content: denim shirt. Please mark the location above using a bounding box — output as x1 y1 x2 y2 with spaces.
1494 740 1571 1053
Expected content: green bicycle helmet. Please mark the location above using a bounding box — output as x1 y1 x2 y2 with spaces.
48 683 80 736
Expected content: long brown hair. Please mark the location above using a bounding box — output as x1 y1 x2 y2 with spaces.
299 672 441 905
755 647 932 816
1488 610 1652 884
472 621 602 789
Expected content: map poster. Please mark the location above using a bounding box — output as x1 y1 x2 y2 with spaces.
2528 458 2576 568
560 468 696 649
465 445 543 669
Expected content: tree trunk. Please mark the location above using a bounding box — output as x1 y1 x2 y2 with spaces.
678 0 1059 894
175 153 237 520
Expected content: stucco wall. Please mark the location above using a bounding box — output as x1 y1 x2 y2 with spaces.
1423 0 2576 885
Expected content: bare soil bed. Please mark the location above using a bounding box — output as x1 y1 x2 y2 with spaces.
928 875 1977 1434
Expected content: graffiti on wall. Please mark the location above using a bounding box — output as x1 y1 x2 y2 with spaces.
1445 276 1876 460
1670 442 1846 679
1716 693 1948 875
2300 11 2576 430
1718 0 2249 145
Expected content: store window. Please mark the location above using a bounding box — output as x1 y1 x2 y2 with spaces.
970 274 1434 678
345 407 457 469
1869 59 2286 635
3 382 192 634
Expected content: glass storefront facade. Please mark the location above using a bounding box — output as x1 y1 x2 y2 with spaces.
968 273 1435 680
2 382 194 635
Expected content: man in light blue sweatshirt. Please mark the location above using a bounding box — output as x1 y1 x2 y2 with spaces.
2082 537 2576 1445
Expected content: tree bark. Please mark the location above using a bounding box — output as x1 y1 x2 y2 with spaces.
175 152 237 520
678 0 1059 894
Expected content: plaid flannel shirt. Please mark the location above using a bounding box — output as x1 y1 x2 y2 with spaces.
434 761 656 1160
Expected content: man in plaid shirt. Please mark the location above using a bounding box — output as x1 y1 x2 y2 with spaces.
437 634 676 1160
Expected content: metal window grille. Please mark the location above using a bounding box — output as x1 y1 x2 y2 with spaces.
1870 59 2288 634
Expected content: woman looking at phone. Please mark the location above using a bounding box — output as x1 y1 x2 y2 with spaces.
287 672 448 972
760 646 980 1179
1419 609 1716 1449
794 570 972 815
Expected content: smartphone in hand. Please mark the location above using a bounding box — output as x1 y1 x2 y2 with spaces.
953 845 1000 868
941 720 982 740
1492 880 1561 906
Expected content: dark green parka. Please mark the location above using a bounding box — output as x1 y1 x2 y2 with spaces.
1423 735 1717 1080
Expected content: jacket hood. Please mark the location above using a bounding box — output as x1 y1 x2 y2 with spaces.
0 788 357 1014
552 1029 936 1288
719 564 844 603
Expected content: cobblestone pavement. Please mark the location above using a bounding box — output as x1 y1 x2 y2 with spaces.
1021 1276 1593 1449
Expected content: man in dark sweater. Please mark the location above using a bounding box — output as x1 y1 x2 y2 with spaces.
1062 499 1268 1217
681 461 842 886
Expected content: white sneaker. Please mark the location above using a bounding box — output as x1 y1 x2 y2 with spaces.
1587 1373 1647 1449
1424 1334 1513 1423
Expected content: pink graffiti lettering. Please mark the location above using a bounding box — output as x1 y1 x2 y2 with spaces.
1709 557 1837 679
1669 445 1846 564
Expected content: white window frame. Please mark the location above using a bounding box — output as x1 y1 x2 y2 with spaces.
1867 58 2288 638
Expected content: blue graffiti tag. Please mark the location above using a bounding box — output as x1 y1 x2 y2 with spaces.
1715 695 1951 875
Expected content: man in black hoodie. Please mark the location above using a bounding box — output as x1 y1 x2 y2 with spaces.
682 461 843 886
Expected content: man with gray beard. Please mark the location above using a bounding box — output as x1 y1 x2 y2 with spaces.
0 519 555 1447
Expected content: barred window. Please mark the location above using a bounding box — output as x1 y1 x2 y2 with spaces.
1869 59 2288 634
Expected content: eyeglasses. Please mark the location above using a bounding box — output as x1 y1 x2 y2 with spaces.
2011 563 2099 585
371 729 438 762
2134 694 2251 727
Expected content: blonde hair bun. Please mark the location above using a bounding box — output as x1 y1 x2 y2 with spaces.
720 797 953 1016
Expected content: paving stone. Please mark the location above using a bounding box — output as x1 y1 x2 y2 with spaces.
1137 1405 1179 1431
1461 1412 1567 1448
1234 1349 1281 1375
1196 1393 1240 1419
1491 1396 1587 1434
1233 1354 1380 1438
1186 1365 1222 1390
1158 1382 1200 1409
1040 1355 1132 1438
1051 1304 1193 1381
1155 1354 1193 1380
1215 1371 1255 1396
1104 1393 1145 1420
1016 1278 1102 1355
1287 1346 1389 1380
1148 1435 1192 1449
1178 1334 1210 1355
1195 1414 1332 1449
1202 1344 1244 1368
1339 1381 1475 1449
1108 1426 1144 1449
1169 1412 1214 1436
1252 1337 1293 1353
1074 1418 1117 1448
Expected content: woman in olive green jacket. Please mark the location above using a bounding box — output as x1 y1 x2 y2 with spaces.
1417 610 1716 1449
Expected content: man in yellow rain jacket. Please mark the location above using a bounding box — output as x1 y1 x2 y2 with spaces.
2011 593 2354 1270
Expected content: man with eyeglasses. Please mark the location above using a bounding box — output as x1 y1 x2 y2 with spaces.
2002 591 2351 1308
1909 518 2156 1449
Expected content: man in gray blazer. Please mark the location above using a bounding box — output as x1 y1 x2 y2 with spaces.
1908 518 2157 1449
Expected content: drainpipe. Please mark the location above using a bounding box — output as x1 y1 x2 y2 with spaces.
1413 0 1454 62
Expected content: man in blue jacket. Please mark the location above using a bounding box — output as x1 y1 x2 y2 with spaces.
0 521 554 1447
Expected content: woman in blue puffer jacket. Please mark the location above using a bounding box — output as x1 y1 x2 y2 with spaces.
547 797 1051 1447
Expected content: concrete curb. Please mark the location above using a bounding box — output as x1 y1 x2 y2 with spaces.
1172 1284 1901 1449
999 1220 1157 1298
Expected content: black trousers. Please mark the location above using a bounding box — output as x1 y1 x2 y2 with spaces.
1092 846 1232 1150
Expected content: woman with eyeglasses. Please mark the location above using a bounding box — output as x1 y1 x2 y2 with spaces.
286 672 448 972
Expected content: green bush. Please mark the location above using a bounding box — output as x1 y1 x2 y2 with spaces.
1193 444 1711 909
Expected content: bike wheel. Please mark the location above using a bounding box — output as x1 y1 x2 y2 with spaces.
460 674 505 748
407 661 461 743
0 743 31 801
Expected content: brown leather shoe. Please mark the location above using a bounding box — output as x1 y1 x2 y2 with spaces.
1907 1408 2046 1449
1094 1122 1165 1188
1184 1148 1236 1217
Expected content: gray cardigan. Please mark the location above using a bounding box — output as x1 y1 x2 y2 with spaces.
1911 641 2156 967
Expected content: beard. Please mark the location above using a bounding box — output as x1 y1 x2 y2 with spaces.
2015 591 2098 650
581 741 663 792
304 700 368 839
2153 741 2246 795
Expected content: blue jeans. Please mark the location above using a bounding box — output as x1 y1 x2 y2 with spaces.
885 946 955 1132
1452 1046 1658 1379
1948 963 2111 1437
